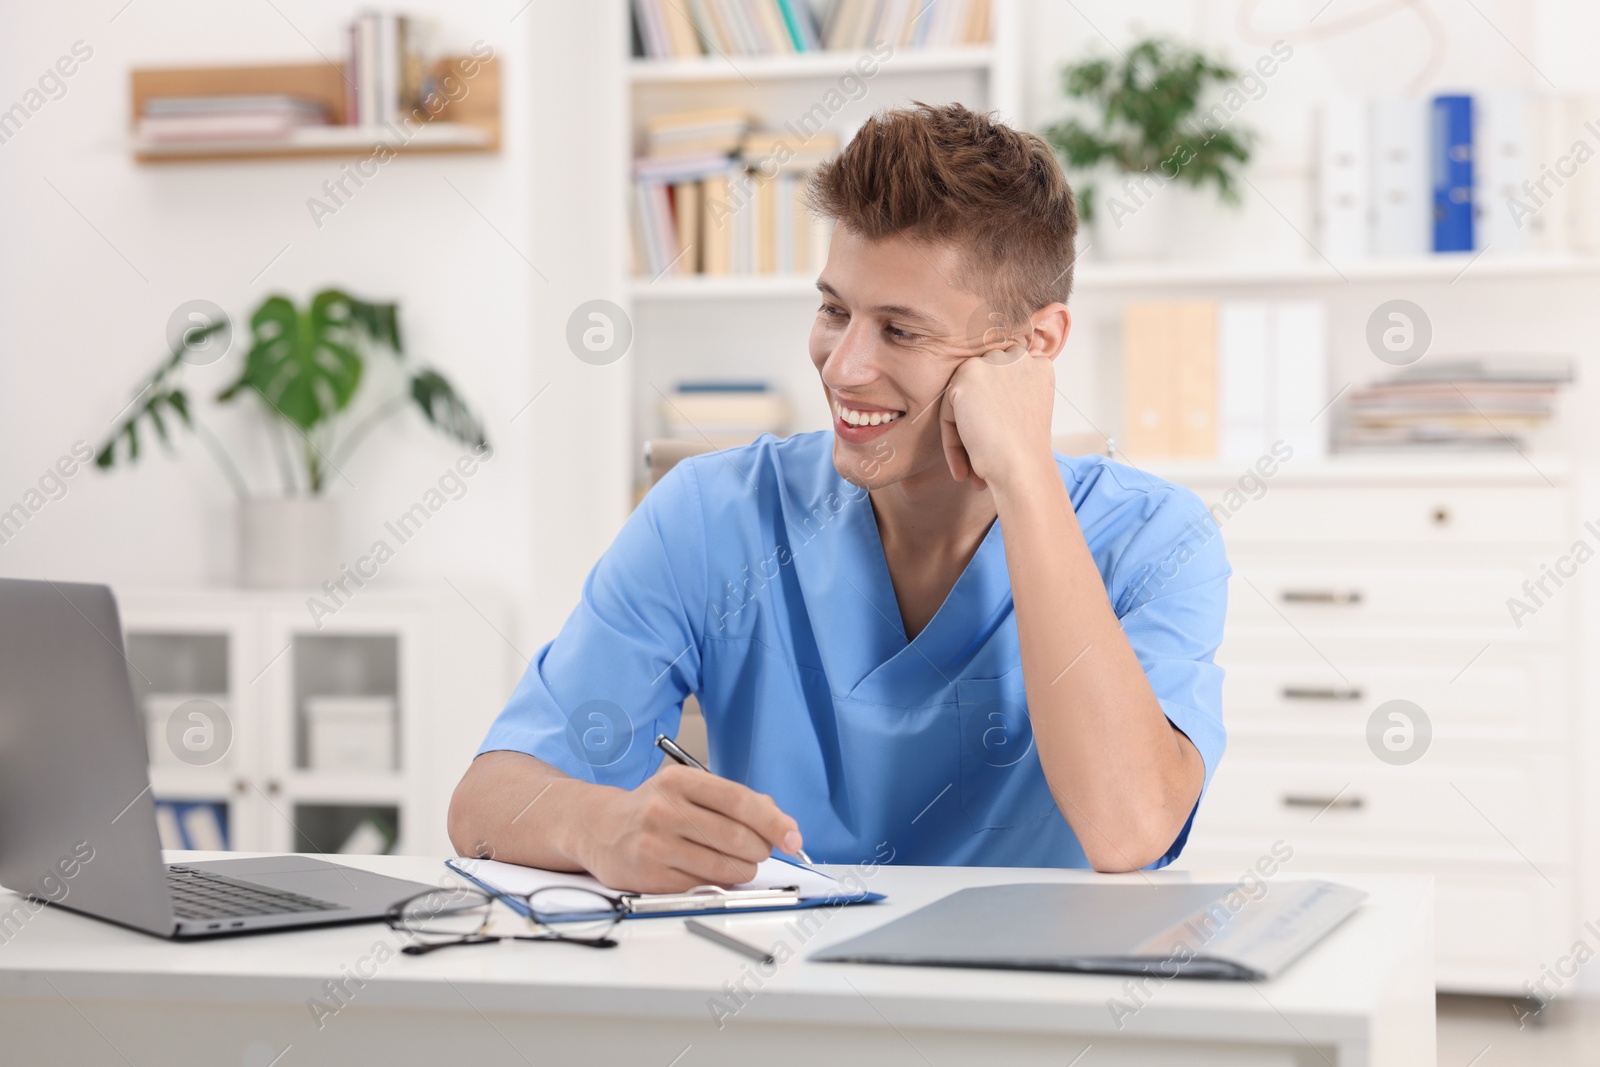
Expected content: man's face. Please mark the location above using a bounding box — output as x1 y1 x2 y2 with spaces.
809 227 1007 491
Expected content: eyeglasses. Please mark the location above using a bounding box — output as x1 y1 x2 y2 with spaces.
387 886 625 955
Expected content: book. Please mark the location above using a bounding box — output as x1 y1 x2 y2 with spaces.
1217 301 1329 460
1218 303 1271 461
1122 303 1179 458
1272 302 1329 460
1475 89 1532 253
1431 94 1475 252
660 381 791 445
1122 302 1219 459
1173 302 1218 458
702 172 733 274
1316 98 1369 261
1369 98 1431 257
673 179 702 274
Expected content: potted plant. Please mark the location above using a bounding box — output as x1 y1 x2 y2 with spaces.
97 289 488 588
1043 37 1255 261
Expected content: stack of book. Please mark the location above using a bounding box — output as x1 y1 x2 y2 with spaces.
824 0 991 49
633 0 821 57
136 94 329 143
1317 92 1600 258
634 108 839 278
631 0 989 58
659 382 792 448
1121 300 1329 462
347 11 431 127
1336 357 1574 451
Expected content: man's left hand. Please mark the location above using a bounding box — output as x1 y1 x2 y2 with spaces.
938 339 1056 493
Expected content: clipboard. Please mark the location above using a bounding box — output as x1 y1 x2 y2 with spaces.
445 854 884 920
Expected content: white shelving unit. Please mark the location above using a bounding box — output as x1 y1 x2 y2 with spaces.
611 1 1600 997
120 586 515 858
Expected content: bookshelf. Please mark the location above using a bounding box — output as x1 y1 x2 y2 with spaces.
619 0 1022 486
128 55 500 163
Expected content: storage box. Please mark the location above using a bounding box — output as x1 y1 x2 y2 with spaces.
144 693 231 768
306 696 396 772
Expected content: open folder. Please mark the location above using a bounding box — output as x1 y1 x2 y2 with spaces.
812 880 1365 980
446 855 884 919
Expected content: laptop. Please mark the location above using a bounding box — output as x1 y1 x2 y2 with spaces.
0 578 435 938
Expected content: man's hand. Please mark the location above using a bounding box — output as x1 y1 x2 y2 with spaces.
577 763 803 893
938 338 1056 493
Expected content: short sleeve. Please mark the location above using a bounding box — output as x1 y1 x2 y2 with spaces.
1111 488 1231 868
476 460 709 787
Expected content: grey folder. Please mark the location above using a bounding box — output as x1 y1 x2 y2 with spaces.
811 880 1367 981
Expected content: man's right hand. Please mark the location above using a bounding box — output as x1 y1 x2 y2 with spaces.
577 763 804 893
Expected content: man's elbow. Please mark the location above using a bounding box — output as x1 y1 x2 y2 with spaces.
1077 809 1189 873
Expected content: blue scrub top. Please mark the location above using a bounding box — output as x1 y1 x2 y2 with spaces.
480 431 1229 869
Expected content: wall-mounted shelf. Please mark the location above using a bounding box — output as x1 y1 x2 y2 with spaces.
629 45 995 84
129 55 500 164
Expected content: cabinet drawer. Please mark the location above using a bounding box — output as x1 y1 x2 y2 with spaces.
1214 486 1566 545
1226 565 1554 632
1192 754 1570 863
1172 842 1573 993
1221 647 1569 738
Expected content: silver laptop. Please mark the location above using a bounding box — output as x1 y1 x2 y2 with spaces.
0 578 434 938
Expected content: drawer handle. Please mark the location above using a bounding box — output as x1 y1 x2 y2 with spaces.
1282 794 1364 811
1282 686 1364 702
1281 589 1364 605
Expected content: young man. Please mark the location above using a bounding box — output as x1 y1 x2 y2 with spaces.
450 103 1229 893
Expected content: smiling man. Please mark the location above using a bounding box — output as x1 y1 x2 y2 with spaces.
449 103 1229 892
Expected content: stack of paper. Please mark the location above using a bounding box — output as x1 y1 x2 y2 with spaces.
1337 356 1574 451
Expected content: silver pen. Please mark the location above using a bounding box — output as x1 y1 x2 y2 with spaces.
654 733 814 865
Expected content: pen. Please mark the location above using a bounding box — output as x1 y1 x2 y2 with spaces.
654 733 814 865
685 918 775 965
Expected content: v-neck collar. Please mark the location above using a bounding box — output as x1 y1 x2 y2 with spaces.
779 459 1014 702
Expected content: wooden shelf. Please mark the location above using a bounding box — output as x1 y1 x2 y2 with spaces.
129 55 500 163
629 45 995 83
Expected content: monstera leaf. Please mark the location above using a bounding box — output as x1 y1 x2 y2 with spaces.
217 290 376 430
411 369 487 450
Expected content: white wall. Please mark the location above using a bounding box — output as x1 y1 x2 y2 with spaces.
0 0 630 674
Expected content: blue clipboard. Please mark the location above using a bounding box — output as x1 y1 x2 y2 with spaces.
445 853 884 920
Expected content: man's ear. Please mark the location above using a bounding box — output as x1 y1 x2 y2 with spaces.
1028 303 1071 361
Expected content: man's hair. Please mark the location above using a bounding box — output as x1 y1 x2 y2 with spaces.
806 102 1079 322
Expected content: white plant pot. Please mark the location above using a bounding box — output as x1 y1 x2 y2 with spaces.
237 498 341 589
1091 177 1177 262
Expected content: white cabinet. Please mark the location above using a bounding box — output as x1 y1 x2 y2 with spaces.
1160 458 1578 994
118 587 515 858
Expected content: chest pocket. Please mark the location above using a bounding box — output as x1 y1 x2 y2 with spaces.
956 667 1060 830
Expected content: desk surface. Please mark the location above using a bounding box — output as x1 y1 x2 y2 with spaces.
0 853 1434 1064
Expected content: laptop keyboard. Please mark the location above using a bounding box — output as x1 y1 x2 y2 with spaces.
166 865 342 921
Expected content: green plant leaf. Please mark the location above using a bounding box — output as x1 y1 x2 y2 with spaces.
218 291 366 431
410 369 488 449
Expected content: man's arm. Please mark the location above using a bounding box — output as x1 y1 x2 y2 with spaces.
447 460 805 893
449 750 804 893
989 463 1207 871
941 316 1214 872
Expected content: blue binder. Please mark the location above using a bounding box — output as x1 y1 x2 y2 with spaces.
1431 94 1474 252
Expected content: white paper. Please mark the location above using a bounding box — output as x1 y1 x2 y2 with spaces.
449 855 844 903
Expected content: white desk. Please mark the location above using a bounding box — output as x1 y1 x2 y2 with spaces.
0 853 1433 1066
